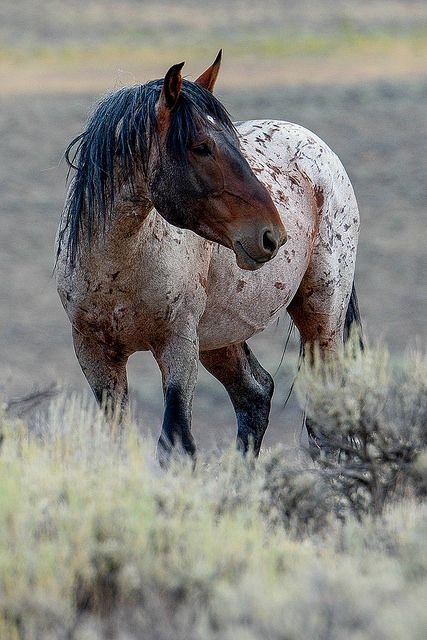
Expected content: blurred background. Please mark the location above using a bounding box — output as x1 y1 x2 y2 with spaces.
0 0 426 449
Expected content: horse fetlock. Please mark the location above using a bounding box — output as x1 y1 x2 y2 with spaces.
236 390 271 454
157 428 196 469
237 424 265 456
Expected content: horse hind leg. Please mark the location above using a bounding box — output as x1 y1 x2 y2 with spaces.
288 267 359 459
72 328 129 432
200 342 274 455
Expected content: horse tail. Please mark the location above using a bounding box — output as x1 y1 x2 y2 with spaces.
343 281 364 349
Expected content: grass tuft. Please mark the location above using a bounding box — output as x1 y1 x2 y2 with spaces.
0 344 426 638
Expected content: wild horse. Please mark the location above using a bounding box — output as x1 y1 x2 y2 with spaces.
56 52 361 464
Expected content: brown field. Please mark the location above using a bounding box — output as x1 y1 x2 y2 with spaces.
0 0 426 449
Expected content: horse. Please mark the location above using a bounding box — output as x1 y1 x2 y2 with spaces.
56 51 361 464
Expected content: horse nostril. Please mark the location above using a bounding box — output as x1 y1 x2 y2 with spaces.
262 229 278 255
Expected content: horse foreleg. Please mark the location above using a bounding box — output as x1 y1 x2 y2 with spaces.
72 329 129 432
200 342 274 455
153 333 199 467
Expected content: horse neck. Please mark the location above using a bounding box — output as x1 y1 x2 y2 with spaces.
102 194 154 253
76 176 155 270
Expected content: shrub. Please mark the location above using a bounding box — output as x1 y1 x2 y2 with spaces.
0 343 426 638
296 337 427 515
260 445 338 535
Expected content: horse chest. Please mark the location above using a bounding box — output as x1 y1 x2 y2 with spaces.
67 283 179 349
61 239 209 353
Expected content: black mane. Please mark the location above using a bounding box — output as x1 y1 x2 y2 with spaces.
59 79 237 266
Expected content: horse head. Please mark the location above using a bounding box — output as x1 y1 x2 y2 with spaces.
147 52 287 270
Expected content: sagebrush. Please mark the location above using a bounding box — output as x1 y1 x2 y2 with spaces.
0 344 426 639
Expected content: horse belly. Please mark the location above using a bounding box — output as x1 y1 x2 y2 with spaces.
198 243 308 350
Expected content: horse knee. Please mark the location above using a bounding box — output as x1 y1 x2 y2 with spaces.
243 342 274 401
251 378 273 417
263 370 274 402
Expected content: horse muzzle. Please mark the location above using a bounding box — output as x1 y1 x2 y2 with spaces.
233 225 287 271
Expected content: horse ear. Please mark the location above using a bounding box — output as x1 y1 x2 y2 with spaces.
157 61 185 115
195 50 222 93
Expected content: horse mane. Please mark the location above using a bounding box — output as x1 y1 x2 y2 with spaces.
59 79 237 267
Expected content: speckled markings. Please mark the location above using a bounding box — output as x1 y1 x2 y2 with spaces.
56 117 359 459
200 120 359 350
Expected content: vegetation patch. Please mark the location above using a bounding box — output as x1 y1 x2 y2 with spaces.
1 22 427 95
2 24 427 66
0 343 426 639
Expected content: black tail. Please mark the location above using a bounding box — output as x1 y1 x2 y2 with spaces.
343 282 364 348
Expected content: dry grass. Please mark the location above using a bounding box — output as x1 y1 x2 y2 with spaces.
1 26 426 95
0 344 426 639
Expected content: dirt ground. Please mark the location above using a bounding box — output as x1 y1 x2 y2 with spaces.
0 1 426 450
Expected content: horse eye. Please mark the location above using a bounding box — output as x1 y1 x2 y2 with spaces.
192 143 211 157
